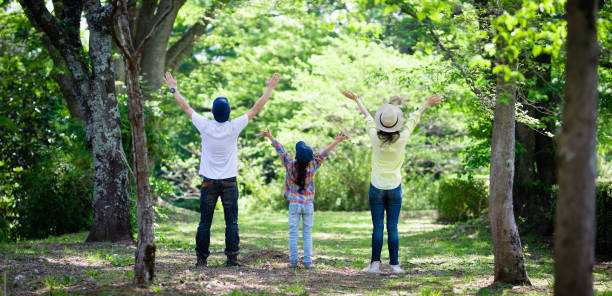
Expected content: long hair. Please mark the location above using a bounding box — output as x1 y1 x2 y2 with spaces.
377 130 400 146
295 159 309 192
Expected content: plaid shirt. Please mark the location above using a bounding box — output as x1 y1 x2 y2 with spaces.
272 140 328 204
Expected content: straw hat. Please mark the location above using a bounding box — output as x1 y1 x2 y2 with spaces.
374 104 404 133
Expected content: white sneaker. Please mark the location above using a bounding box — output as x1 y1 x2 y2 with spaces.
387 263 404 274
362 261 381 274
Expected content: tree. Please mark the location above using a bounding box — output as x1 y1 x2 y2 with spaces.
122 0 233 90
113 0 173 284
488 65 530 284
19 0 133 242
554 0 599 293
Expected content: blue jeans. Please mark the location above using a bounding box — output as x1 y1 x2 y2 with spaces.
195 176 239 259
369 183 402 265
288 202 314 264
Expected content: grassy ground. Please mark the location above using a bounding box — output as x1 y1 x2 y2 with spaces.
1 205 610 295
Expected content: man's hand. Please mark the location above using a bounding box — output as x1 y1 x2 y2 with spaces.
335 131 350 142
257 127 272 139
164 72 177 89
266 73 281 89
425 94 444 106
342 90 358 101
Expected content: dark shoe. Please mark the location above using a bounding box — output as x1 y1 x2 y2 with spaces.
304 262 316 269
226 254 243 267
196 254 207 268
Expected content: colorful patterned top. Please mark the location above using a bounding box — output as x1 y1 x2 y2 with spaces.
272 140 328 204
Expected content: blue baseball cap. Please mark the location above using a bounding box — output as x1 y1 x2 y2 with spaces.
295 141 313 163
212 97 230 122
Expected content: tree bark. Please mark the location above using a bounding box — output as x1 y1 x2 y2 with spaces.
554 0 599 294
20 0 133 242
113 0 174 284
489 67 530 284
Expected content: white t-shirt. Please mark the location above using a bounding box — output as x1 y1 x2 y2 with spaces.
191 112 249 179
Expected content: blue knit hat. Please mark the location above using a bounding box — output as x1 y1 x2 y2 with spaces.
212 97 230 122
295 141 313 163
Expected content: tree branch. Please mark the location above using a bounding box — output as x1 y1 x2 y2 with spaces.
164 15 210 70
135 0 174 57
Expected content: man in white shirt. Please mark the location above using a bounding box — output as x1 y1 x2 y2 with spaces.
164 71 281 267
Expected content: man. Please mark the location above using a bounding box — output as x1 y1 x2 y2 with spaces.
164 71 281 267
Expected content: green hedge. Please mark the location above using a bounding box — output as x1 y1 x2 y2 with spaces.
436 177 488 223
596 181 612 259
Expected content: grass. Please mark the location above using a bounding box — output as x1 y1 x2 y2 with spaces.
0 204 610 295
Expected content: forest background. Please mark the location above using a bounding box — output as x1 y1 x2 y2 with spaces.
0 0 610 258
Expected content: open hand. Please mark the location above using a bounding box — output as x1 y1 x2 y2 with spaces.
342 90 358 101
426 94 444 106
335 131 351 142
257 127 272 139
265 73 281 89
164 72 177 89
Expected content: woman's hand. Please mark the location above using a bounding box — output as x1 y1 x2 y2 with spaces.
265 73 281 89
425 94 444 106
257 127 272 139
342 90 358 101
164 72 177 89
335 131 351 142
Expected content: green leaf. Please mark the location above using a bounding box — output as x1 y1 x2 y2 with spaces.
532 45 542 57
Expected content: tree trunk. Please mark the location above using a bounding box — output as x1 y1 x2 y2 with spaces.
114 0 172 284
84 2 133 242
489 70 530 284
20 0 133 243
554 0 599 294
126 59 156 284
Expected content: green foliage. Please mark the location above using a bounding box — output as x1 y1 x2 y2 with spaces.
436 177 488 223
596 181 612 259
0 10 92 241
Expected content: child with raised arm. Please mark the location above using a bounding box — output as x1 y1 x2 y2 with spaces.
258 128 349 269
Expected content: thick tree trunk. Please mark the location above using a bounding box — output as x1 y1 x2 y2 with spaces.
20 0 133 243
489 71 530 284
85 3 133 242
554 0 599 294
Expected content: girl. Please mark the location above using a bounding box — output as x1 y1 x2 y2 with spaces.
342 90 443 274
258 128 349 269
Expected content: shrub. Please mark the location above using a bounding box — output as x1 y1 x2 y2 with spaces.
436 177 488 223
596 181 612 259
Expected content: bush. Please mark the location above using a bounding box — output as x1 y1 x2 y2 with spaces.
596 181 612 259
436 177 488 223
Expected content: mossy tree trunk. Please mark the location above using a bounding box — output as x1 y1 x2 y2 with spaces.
20 0 133 243
554 0 599 294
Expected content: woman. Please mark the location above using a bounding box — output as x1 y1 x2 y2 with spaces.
342 90 443 274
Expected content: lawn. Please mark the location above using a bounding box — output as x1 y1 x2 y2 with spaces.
1 205 610 295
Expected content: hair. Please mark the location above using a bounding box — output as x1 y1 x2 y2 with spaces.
377 130 400 146
295 159 309 192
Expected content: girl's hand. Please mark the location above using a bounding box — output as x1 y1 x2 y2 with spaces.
265 73 281 89
164 72 177 89
257 127 272 139
335 131 351 142
342 90 358 101
426 94 444 106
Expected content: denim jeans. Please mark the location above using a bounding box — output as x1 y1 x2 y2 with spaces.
288 202 314 264
195 176 239 259
369 183 402 265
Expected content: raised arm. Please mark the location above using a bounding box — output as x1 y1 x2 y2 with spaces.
164 72 194 119
416 94 444 116
257 127 276 143
323 132 350 154
247 73 281 121
342 91 371 118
